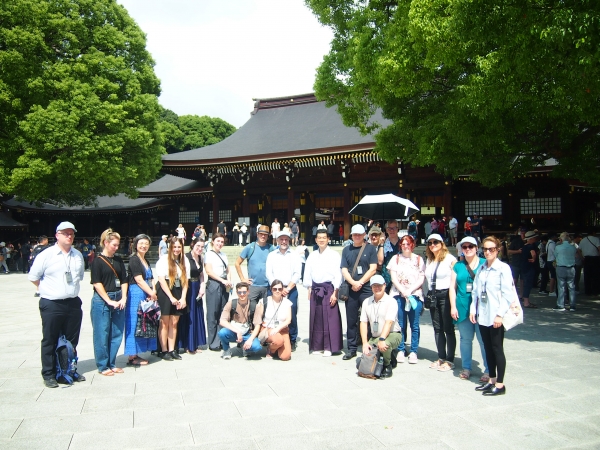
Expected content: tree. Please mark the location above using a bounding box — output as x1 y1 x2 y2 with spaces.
306 0 600 187
0 0 164 206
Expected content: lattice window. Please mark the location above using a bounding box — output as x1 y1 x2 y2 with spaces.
465 200 502 216
178 211 199 223
520 198 561 215
208 210 232 222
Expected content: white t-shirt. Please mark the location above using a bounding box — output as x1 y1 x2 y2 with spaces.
263 297 292 329
205 250 228 277
155 256 191 279
449 218 458 229
176 227 186 239
271 222 280 236
425 253 456 290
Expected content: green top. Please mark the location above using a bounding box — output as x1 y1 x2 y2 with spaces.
453 257 486 324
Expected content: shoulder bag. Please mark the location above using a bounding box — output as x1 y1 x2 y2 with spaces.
424 262 439 309
501 272 524 331
355 349 383 379
339 243 366 301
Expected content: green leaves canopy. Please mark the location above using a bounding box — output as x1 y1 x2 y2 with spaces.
306 0 600 187
0 0 163 205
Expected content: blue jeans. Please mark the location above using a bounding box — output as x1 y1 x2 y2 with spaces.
395 296 422 354
218 327 262 353
91 292 125 372
556 266 576 308
456 318 489 373
269 286 298 342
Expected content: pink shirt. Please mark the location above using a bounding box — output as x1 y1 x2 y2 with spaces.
386 253 426 299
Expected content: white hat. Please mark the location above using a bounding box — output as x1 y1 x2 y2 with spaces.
56 221 77 232
459 236 478 247
277 230 291 239
370 274 385 286
427 233 444 243
466 217 471 221
0 242 5 246
351 224 365 234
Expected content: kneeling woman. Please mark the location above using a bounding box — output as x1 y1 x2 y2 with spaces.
91 228 129 376
156 237 191 361
252 279 292 360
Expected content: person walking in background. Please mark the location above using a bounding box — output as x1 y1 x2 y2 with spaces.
158 235 168 257
176 223 186 243
520 231 539 308
579 231 600 295
553 232 577 312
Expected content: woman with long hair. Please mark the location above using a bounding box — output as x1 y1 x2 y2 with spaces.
387 234 425 364
470 236 514 396
449 236 489 382
204 233 232 350
124 234 157 366
425 233 457 372
177 238 207 353
155 237 190 361
91 228 128 376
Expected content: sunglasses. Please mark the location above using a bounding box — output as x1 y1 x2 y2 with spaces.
272 287 283 292
237 291 248 295
483 247 497 253
461 244 476 250
428 240 441 246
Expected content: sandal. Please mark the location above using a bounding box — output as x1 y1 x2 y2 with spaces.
479 373 490 383
100 369 114 376
437 361 455 372
523 303 538 308
111 367 124 374
429 359 443 369
459 369 471 380
127 356 149 366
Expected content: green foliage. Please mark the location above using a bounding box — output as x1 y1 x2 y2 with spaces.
158 107 236 154
0 0 164 206
306 0 600 187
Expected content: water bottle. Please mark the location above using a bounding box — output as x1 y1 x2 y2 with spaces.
69 358 77 375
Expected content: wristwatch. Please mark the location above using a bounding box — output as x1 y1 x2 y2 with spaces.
379 337 386 341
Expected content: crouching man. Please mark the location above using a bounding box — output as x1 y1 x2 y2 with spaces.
360 275 402 378
218 282 263 359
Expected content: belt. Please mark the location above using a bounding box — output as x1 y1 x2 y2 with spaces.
189 277 199 282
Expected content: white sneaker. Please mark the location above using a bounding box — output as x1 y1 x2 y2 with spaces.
322 350 332 357
311 351 323 356
222 349 232 360
549 292 557 297
397 352 405 363
408 352 418 364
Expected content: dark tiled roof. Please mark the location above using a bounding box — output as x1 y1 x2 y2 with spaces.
0 212 27 228
138 174 203 193
162 94 389 165
4 194 162 213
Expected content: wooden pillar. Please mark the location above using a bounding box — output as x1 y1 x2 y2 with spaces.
343 186 351 238
212 196 219 236
287 189 295 223
443 182 452 216
242 192 250 217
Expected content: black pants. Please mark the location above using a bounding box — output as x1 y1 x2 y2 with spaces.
429 291 456 362
206 281 229 350
39 297 83 379
584 256 600 295
479 324 506 383
345 290 371 353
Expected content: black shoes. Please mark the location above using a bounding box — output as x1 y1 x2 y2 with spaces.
342 352 357 361
161 351 173 361
552 306 566 312
74 374 86 382
380 365 393 379
291 341 297 352
170 351 182 360
475 382 494 392
44 378 59 388
482 386 506 396
390 350 398 369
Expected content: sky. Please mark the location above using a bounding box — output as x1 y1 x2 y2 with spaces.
117 0 333 128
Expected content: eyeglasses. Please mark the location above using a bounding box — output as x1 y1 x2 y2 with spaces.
461 244 476 250
237 290 248 295
483 247 497 253
371 284 384 289
428 240 441 246
272 287 283 292
386 227 399 231
58 231 75 237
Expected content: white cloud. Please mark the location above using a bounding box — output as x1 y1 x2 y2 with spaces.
118 0 333 127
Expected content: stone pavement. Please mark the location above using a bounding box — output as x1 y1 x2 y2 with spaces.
1 245 600 449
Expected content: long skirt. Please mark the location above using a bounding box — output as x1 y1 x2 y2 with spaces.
309 282 343 353
177 280 207 351
125 283 157 355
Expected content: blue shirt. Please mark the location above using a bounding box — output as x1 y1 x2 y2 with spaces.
554 242 576 267
452 257 485 324
28 244 85 300
240 242 273 287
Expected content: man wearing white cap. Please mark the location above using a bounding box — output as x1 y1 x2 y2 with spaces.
266 230 302 351
28 222 85 388
158 235 168 257
340 224 378 360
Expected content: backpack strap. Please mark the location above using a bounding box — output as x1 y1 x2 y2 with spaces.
229 299 237 322
247 242 256 261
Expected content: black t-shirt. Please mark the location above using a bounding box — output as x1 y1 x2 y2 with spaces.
341 243 378 295
217 223 226 234
521 243 538 271
508 237 524 267
21 244 31 258
127 254 152 286
91 254 127 292
185 252 203 279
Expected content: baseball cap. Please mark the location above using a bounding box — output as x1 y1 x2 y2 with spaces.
370 274 385 286
368 226 382 236
427 233 444 242
56 221 77 233
351 224 365 234
277 230 291 239
459 236 478 247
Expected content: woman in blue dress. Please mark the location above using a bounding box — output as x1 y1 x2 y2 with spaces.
177 238 207 353
125 234 157 366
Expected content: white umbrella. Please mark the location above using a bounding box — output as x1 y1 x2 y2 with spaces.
349 194 419 220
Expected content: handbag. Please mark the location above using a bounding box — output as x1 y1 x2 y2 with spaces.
502 274 524 331
339 243 367 301
135 300 161 338
424 262 440 309
355 349 383 379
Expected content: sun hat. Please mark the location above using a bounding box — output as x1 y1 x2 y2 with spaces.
459 236 478 247
351 224 365 234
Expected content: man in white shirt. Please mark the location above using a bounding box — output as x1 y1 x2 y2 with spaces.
360 275 402 379
271 218 280 246
28 222 85 388
448 215 458 246
266 230 302 351
579 232 600 295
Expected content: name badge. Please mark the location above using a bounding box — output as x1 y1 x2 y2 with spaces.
115 278 121 289
466 282 473 293
357 266 363 275
174 278 181 288
65 272 73 284
373 321 379 333
274 320 279 327
481 292 488 303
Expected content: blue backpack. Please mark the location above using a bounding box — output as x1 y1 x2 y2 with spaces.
55 335 81 384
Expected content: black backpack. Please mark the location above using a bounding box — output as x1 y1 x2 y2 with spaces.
229 298 268 330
